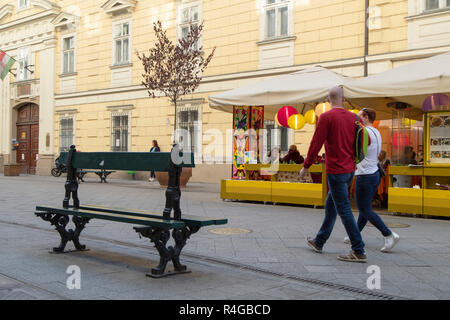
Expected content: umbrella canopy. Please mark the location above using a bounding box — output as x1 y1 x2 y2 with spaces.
209 66 353 119
345 51 450 120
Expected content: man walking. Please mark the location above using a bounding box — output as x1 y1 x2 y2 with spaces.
300 86 366 262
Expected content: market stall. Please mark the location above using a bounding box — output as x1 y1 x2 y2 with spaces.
345 52 450 217
211 67 353 206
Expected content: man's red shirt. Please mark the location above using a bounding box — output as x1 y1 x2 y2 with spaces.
304 108 357 174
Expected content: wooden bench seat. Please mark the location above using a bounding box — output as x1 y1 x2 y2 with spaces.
35 206 186 229
78 205 228 227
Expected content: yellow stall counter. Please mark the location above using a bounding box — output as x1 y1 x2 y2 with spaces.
272 182 324 206
220 180 272 202
424 190 450 217
388 187 423 215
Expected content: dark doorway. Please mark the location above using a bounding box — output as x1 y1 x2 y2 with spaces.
16 104 39 174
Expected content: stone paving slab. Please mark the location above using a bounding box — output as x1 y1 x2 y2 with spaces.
1 175 449 299
0 221 370 300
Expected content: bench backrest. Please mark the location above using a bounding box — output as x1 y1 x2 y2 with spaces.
59 151 195 172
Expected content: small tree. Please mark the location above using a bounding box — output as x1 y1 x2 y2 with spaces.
137 21 215 145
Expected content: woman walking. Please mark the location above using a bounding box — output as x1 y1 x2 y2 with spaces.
345 108 400 252
149 140 160 182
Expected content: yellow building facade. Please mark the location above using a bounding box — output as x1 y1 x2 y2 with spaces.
1 0 450 182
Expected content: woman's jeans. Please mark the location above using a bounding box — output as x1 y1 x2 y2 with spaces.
315 173 365 255
355 172 392 237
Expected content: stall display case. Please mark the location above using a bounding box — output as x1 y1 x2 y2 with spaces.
388 111 450 217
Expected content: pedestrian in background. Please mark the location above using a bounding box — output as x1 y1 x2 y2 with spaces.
301 86 366 263
345 108 400 252
149 140 160 182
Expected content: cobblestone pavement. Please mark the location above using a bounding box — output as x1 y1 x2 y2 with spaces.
0 174 449 300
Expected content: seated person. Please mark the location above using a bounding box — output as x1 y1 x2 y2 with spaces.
281 145 304 164
378 150 391 170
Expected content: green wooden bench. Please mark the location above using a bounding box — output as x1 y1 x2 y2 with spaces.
35 145 228 278
77 169 116 183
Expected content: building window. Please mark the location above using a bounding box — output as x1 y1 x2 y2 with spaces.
59 117 74 152
263 0 291 39
424 0 450 11
176 105 201 157
62 36 75 74
111 113 129 152
113 21 130 65
17 0 30 10
17 47 30 81
178 1 201 50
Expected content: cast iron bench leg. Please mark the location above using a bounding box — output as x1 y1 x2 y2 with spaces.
94 172 104 183
35 212 90 253
171 226 200 272
134 226 198 278
103 171 112 183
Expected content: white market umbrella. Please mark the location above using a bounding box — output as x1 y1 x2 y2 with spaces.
344 51 450 120
209 66 353 119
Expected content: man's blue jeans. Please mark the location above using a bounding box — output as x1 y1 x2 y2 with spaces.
355 173 392 237
314 172 365 255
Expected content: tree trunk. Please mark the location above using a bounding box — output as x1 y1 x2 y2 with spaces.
173 99 177 144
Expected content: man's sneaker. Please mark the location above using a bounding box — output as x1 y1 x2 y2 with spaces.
381 232 400 253
306 237 322 253
344 236 350 244
337 251 367 263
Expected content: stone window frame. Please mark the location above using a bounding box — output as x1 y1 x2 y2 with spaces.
259 0 294 42
176 100 203 161
112 18 132 67
177 0 203 50
16 46 31 82
58 113 76 153
109 106 132 152
61 33 76 75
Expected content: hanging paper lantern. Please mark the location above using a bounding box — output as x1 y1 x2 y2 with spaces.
288 114 306 130
373 120 380 129
274 113 282 127
349 109 360 115
304 109 317 125
315 102 331 117
422 93 450 111
401 118 417 126
277 106 298 128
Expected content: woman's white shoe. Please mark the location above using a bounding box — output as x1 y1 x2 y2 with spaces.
344 236 350 244
381 232 400 252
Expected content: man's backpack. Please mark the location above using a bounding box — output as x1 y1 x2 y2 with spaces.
354 113 370 164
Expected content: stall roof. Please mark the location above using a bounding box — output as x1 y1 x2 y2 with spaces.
208 66 353 119
345 51 450 120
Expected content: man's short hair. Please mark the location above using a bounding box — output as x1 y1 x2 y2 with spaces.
328 86 344 104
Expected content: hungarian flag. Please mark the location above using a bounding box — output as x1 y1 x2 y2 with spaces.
0 50 15 80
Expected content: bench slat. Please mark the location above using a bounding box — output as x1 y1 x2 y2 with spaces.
35 206 185 229
79 205 228 227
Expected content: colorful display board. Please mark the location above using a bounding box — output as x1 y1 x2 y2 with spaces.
232 106 264 180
